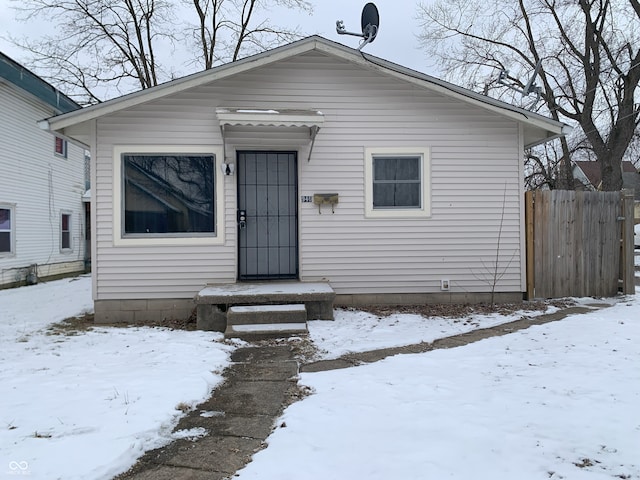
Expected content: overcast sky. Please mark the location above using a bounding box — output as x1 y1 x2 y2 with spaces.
0 0 435 80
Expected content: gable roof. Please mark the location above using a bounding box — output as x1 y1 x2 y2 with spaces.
40 36 570 148
574 160 638 187
0 51 79 114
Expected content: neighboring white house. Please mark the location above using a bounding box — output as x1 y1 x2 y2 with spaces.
0 52 87 288
41 36 570 323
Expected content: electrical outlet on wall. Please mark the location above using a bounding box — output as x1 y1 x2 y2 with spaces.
440 279 450 291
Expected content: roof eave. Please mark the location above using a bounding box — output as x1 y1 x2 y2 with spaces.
42 38 324 133
42 35 569 148
0 52 80 113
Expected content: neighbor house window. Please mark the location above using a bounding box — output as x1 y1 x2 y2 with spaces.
122 153 216 236
364 147 431 218
61 212 72 251
0 205 14 254
54 137 67 158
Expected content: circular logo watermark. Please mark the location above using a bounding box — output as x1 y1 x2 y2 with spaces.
7 461 30 476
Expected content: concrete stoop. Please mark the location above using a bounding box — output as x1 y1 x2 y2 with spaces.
224 304 308 340
195 282 335 340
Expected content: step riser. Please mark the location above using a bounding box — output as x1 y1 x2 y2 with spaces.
227 307 307 326
225 330 308 341
225 323 308 340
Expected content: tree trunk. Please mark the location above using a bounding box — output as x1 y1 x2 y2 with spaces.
554 137 575 190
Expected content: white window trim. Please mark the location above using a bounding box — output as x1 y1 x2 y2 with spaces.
0 203 16 257
364 147 431 218
113 145 225 246
60 210 73 252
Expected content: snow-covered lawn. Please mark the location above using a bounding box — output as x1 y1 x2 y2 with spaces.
1 276 638 479
308 304 567 359
237 291 640 480
0 276 234 480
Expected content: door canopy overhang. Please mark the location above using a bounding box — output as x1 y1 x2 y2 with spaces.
216 108 323 161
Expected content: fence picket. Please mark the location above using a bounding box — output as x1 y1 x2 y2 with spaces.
528 190 629 298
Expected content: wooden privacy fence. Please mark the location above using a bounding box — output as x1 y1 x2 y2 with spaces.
525 189 635 299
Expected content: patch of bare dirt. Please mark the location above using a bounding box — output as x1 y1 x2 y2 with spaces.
348 299 574 320
46 309 199 336
132 308 199 331
46 314 96 336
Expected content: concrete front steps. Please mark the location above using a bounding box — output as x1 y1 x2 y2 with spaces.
225 304 308 340
195 282 336 340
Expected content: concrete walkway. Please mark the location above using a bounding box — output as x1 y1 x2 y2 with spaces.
116 345 301 480
115 303 610 480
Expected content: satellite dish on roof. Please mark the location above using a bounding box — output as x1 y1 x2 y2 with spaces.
361 3 379 43
336 3 380 51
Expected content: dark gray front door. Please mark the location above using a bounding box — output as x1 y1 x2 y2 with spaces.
237 151 298 280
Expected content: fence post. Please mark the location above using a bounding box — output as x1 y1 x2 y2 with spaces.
621 189 635 295
525 191 535 299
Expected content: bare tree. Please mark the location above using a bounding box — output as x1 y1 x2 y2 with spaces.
10 0 176 104
524 144 566 190
417 0 640 191
10 0 312 105
186 0 311 70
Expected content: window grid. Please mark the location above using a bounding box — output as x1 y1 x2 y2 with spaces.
372 155 422 209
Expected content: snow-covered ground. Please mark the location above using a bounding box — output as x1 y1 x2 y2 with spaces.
308 305 566 359
1 276 638 479
0 276 234 480
237 290 640 480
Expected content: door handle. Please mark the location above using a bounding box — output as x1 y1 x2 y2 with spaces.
237 210 247 229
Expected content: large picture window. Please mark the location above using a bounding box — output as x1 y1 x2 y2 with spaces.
122 153 215 237
0 206 13 254
365 147 431 218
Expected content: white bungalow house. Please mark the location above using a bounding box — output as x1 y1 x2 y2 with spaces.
0 52 87 288
40 36 570 325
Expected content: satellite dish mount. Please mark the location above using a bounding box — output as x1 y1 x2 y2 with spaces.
336 3 379 51
494 59 543 110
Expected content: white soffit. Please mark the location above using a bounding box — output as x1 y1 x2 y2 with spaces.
216 108 324 128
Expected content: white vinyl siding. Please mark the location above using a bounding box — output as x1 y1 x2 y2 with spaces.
92 50 525 300
0 83 86 286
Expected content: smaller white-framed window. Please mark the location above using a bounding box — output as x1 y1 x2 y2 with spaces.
0 204 15 256
60 211 72 251
364 147 431 218
54 136 68 158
